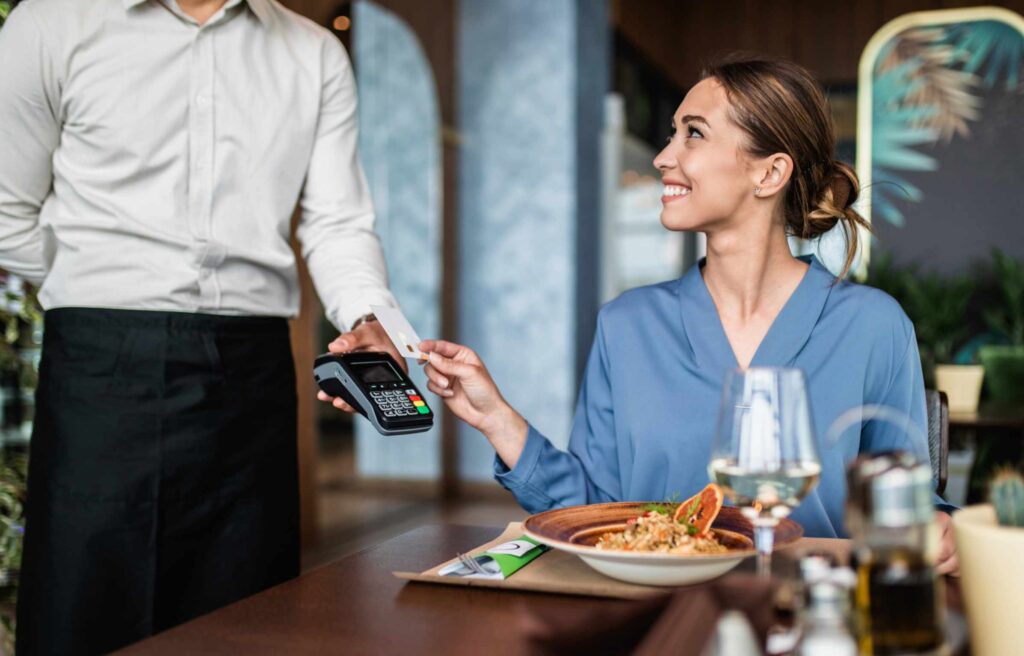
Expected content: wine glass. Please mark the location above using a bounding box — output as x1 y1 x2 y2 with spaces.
708 367 821 577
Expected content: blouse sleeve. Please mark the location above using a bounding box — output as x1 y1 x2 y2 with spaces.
860 321 957 513
493 310 622 512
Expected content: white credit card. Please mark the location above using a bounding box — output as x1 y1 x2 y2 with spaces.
370 304 425 361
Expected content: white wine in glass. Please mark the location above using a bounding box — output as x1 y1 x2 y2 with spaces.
708 367 821 576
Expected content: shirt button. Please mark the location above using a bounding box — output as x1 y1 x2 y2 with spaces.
196 94 209 106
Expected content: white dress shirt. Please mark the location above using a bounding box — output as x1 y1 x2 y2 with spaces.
0 0 396 330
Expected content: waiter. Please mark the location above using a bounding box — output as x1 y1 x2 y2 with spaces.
0 0 402 652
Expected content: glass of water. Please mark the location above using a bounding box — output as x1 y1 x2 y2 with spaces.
708 367 821 576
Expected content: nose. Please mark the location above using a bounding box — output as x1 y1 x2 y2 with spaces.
653 142 675 172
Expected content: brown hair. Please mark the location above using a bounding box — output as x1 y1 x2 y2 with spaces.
701 54 870 279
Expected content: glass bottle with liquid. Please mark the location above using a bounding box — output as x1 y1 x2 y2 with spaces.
795 561 858 656
846 452 945 655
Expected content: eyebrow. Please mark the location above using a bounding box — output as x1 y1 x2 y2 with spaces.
679 114 710 127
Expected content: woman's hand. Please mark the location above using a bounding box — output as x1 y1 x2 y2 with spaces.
419 339 528 468
936 511 960 576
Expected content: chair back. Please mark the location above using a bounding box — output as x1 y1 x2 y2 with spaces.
925 389 949 495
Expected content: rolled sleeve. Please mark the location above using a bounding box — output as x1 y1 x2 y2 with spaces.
493 425 560 513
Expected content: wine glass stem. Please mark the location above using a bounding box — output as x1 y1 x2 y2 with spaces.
754 521 776 578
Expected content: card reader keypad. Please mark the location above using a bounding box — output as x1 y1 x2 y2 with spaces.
369 388 431 418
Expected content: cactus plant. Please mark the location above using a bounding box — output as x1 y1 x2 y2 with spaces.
990 467 1024 528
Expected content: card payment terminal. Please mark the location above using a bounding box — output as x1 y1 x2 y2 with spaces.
313 352 433 435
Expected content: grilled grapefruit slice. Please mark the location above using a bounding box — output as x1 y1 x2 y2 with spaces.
672 483 725 536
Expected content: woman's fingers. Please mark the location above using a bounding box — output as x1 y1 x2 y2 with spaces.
427 351 478 379
936 554 960 576
427 381 454 398
423 363 449 389
420 339 472 360
935 512 960 576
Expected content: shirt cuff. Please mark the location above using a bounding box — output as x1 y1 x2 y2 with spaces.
931 488 959 517
493 423 547 491
331 292 398 333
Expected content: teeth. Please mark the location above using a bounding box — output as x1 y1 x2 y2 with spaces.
663 185 691 196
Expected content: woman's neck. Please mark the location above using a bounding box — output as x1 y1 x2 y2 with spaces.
701 224 807 324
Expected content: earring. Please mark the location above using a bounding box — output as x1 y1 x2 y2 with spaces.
754 186 761 196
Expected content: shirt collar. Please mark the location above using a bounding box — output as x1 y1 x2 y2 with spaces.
677 254 834 374
122 0 271 26
245 0 271 25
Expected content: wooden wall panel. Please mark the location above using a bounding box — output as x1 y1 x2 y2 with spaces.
613 0 1024 89
288 235 320 549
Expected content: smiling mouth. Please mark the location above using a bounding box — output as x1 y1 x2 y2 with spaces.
661 184 691 203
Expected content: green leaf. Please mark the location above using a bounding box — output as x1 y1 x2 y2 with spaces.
984 249 1024 345
677 497 701 524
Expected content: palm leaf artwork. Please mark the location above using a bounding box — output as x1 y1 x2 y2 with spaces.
870 19 1024 229
871 48 942 226
881 28 981 141
947 20 1024 91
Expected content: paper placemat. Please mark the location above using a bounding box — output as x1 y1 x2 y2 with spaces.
394 521 671 600
394 523 849 601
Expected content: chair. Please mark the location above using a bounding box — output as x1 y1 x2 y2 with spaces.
925 389 949 495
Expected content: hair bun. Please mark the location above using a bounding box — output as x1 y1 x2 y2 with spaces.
830 171 853 210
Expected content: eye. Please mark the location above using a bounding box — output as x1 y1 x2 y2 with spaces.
686 124 704 139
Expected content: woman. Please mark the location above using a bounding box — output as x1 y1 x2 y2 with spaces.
329 56 959 573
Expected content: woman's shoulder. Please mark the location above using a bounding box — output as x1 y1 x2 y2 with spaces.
826 277 915 344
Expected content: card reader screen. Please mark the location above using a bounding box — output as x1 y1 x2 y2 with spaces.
352 361 401 384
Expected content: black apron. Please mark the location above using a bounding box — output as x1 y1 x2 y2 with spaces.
16 308 300 655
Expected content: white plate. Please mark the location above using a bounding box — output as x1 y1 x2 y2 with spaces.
523 502 803 587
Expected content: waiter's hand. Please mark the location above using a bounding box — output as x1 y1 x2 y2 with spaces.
936 510 960 577
316 318 407 414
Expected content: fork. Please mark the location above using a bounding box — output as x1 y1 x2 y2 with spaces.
457 552 487 575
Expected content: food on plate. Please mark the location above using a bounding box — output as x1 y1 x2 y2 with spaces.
673 482 725 534
595 484 728 554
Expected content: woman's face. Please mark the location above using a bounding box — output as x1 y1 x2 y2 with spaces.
653 78 761 233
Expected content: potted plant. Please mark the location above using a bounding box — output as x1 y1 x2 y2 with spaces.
978 249 1024 407
0 451 25 653
953 467 1024 656
902 271 983 413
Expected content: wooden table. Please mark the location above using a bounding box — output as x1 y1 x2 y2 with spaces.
950 404 1024 432
117 524 964 655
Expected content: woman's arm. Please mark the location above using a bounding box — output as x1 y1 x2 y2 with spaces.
861 321 959 575
420 312 623 512
419 339 530 468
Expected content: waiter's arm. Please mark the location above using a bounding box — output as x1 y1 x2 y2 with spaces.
0 5 58 284
296 35 397 333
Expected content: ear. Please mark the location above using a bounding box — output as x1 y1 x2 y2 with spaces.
752 153 793 199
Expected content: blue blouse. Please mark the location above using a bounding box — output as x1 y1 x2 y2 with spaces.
494 256 948 538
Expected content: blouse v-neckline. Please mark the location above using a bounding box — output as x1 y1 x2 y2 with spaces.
677 255 835 373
